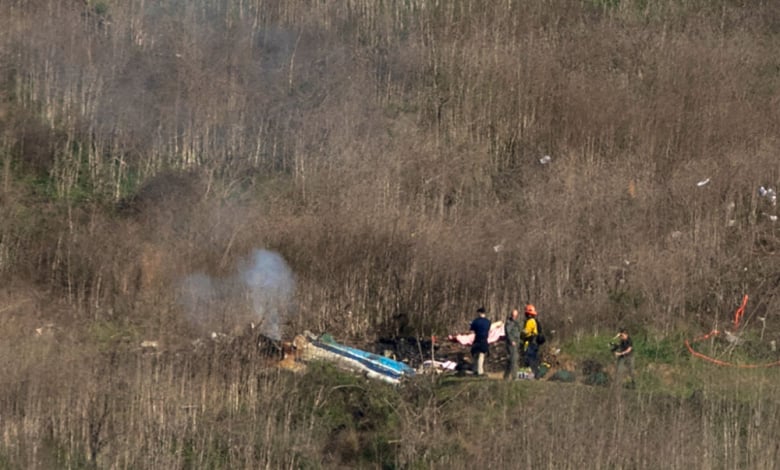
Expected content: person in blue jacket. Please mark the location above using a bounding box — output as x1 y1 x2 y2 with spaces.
470 307 491 376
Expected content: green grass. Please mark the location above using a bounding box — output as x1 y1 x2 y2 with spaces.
563 330 617 363
555 327 780 398
88 319 140 351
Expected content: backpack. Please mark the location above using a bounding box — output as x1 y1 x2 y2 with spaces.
535 319 546 345
549 369 575 382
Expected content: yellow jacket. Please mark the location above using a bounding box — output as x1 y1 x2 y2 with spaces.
521 317 538 350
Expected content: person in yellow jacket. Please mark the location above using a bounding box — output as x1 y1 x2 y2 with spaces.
520 304 541 378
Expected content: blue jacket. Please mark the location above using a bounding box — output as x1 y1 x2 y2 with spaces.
470 316 491 354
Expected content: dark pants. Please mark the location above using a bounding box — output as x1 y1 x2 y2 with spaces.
616 354 635 385
523 343 540 378
471 342 489 376
504 344 519 380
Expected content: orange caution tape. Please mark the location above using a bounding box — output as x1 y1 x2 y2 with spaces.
733 294 748 330
685 295 780 368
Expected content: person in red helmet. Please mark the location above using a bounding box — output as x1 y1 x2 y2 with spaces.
520 304 541 378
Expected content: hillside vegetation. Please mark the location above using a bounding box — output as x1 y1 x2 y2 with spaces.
1 0 780 468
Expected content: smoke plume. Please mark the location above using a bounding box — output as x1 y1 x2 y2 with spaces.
178 249 295 340
240 249 295 340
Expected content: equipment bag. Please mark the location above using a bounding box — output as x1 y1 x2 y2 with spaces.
535 319 546 345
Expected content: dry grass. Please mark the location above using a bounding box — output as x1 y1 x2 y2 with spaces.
1 0 780 467
4 335 779 469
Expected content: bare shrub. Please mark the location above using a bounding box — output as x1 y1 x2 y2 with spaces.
2 0 780 467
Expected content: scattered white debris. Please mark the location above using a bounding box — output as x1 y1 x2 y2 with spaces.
210 332 229 341
770 215 778 222
759 186 777 205
725 201 736 227
421 359 457 371
697 178 711 187
724 330 742 345
539 155 552 164
34 324 56 338
671 230 683 239
140 340 159 349
493 244 504 253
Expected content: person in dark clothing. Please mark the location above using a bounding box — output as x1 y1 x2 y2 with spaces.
614 327 636 388
503 308 522 380
470 307 491 376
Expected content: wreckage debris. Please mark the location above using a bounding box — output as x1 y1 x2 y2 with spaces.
421 359 457 371
375 336 436 365
294 332 416 384
173 323 572 384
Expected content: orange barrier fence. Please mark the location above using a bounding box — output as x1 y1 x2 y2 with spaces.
684 295 780 368
732 294 748 330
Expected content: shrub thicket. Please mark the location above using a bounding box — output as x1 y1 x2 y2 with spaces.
1 0 780 467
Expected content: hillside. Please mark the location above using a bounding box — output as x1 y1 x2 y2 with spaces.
1 0 780 468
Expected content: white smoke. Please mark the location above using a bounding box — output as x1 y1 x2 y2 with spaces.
240 249 295 340
178 249 295 340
